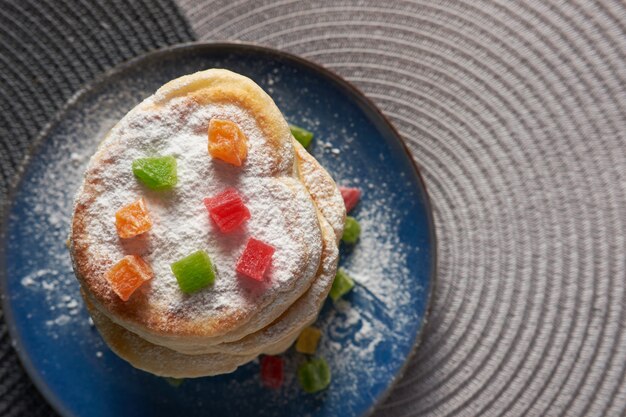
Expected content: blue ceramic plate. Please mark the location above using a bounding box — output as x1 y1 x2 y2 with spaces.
0 43 435 417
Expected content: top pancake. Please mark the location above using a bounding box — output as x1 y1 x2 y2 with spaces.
70 69 324 342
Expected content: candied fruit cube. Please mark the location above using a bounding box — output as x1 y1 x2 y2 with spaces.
298 357 331 393
236 238 275 281
106 255 153 301
339 186 361 213
289 124 314 148
132 156 177 190
260 355 284 389
295 327 322 354
208 119 248 166
204 188 250 233
329 268 355 301
164 378 185 388
171 250 216 294
341 216 361 244
115 198 152 239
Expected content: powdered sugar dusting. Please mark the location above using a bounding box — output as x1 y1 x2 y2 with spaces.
76 96 322 326
311 191 416 409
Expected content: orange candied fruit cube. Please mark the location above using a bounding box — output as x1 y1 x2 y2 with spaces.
115 198 153 239
208 119 248 166
106 255 153 301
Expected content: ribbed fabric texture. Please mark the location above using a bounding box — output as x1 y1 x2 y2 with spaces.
0 1 193 415
178 1 626 416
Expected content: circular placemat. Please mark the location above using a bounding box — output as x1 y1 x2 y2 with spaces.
179 1 626 416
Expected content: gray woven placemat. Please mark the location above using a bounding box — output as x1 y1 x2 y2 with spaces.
0 1 193 415
179 1 626 416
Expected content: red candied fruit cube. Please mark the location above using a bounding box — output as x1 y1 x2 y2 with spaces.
204 188 251 233
236 237 275 281
260 355 284 389
339 186 361 213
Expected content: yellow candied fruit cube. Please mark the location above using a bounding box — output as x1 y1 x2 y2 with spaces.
295 326 322 354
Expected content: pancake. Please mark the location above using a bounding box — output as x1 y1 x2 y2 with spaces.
83 147 343 376
70 68 345 376
70 69 325 351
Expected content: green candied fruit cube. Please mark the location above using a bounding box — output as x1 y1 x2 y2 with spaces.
341 216 361 244
132 156 178 190
289 124 314 148
170 250 216 294
164 377 185 388
298 357 331 393
329 268 355 301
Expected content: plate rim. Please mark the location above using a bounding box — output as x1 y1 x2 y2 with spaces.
0 41 438 417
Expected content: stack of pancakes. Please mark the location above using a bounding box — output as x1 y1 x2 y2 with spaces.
70 69 345 378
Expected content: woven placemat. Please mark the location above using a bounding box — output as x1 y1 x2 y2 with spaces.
0 1 193 415
2 0 626 416
179 1 626 416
